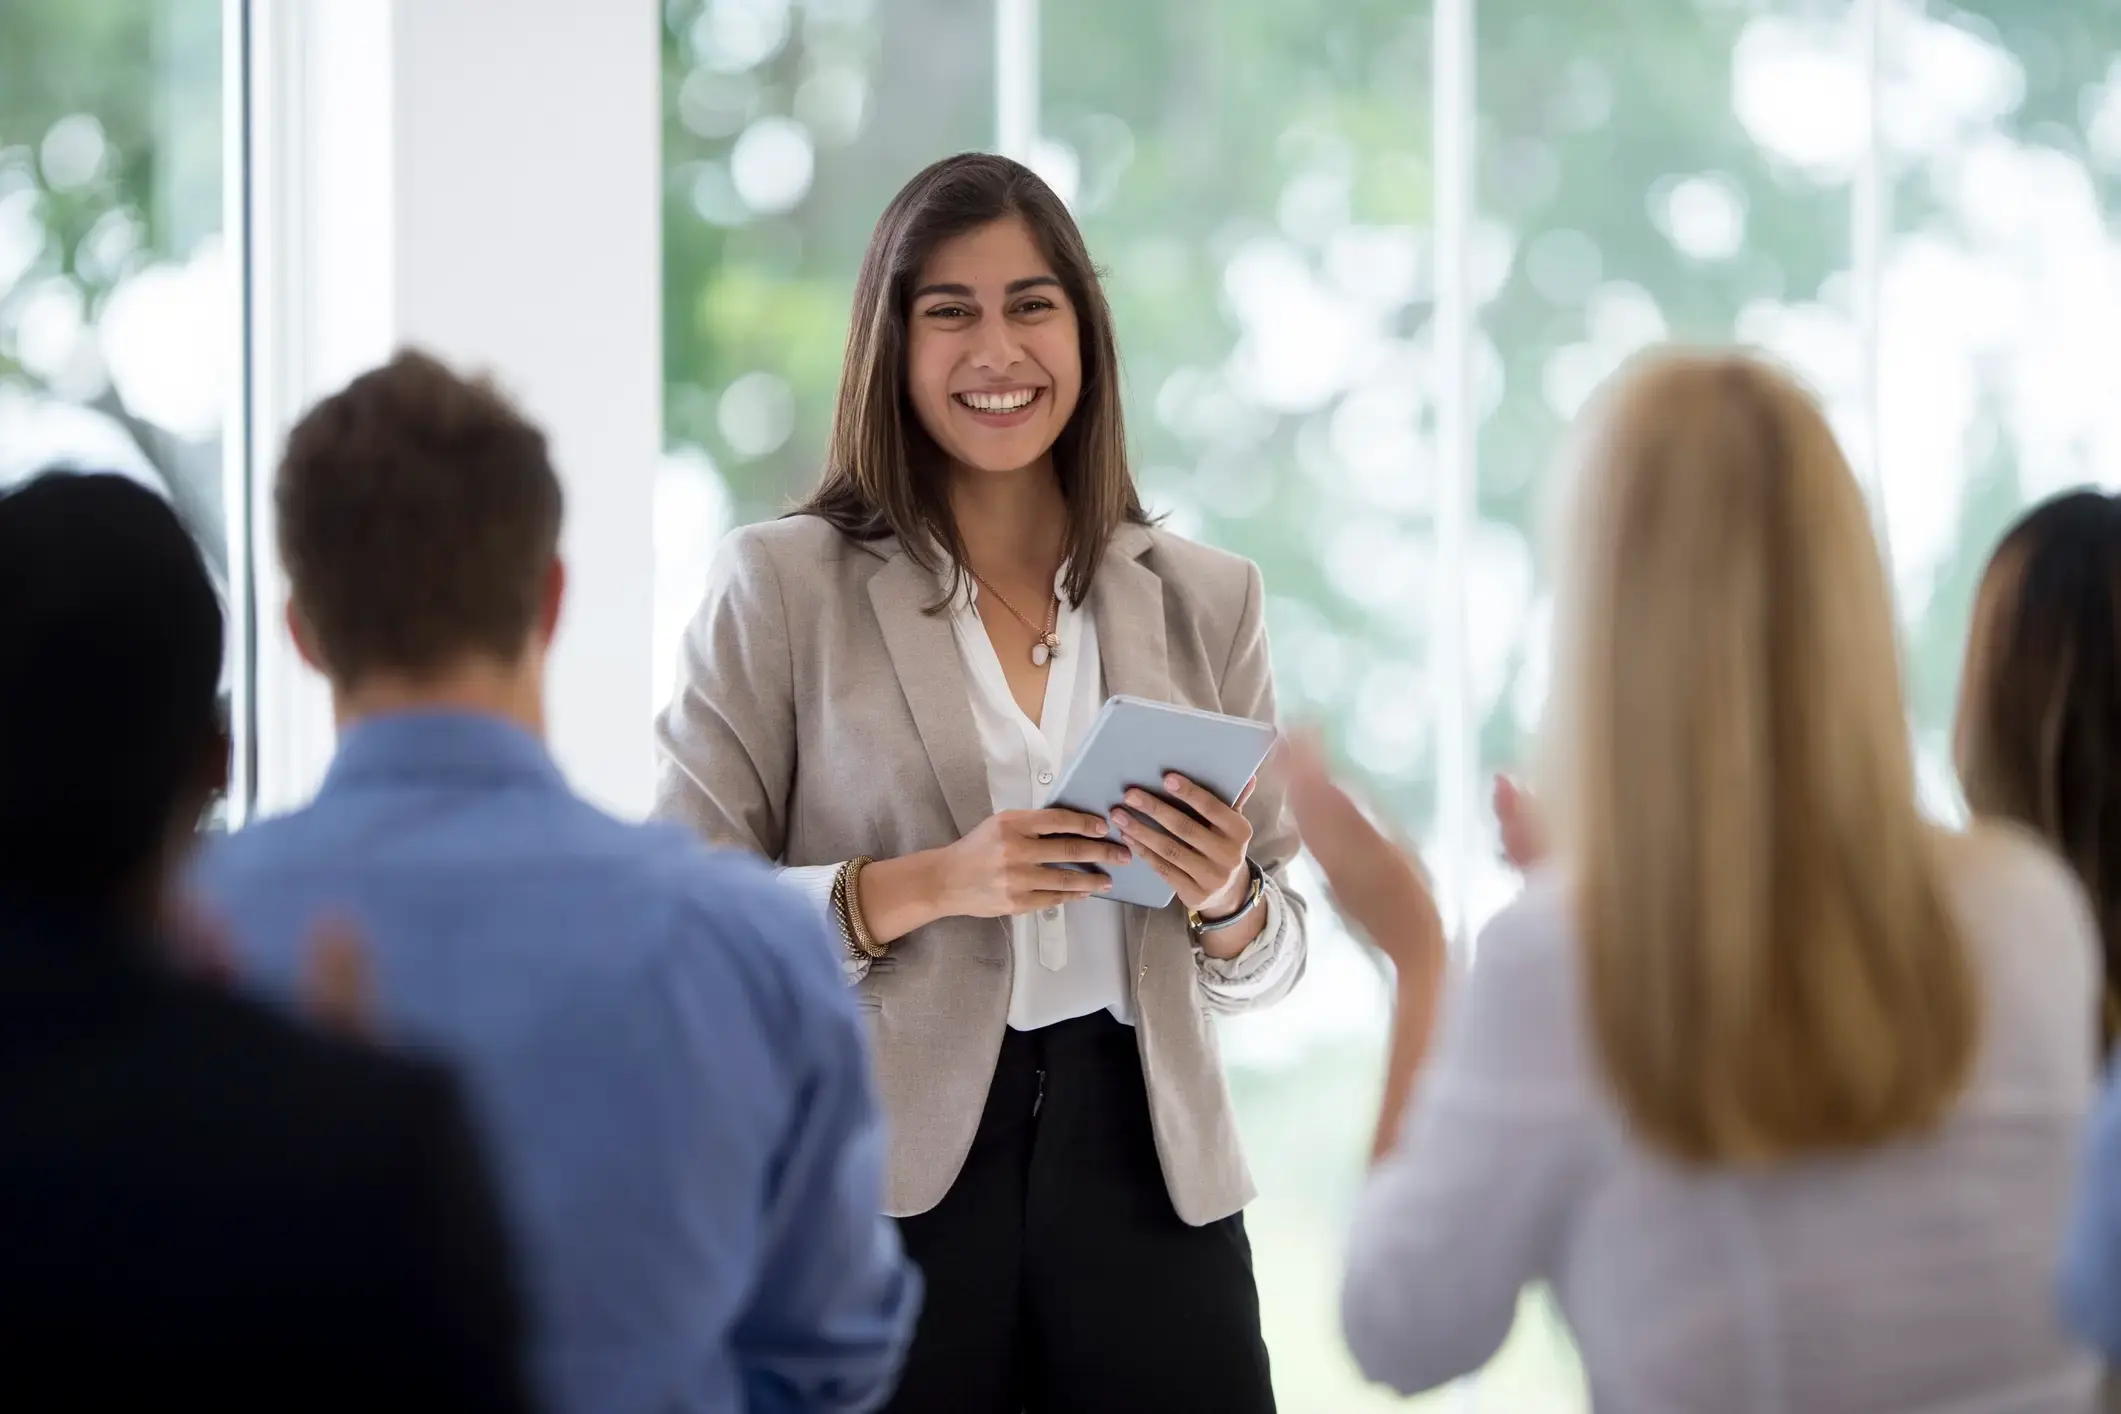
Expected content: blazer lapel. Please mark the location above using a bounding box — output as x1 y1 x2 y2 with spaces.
1090 527 1169 975
867 549 993 841
1091 527 1168 704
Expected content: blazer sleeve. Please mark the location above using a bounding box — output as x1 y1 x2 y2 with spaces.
655 528 800 860
1195 559 1309 1014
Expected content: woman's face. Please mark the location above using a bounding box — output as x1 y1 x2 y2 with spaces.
904 215 1082 479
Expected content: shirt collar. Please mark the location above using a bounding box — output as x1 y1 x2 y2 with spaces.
938 560 1074 616
321 709 565 794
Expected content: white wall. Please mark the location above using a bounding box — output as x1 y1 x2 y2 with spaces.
245 0 662 818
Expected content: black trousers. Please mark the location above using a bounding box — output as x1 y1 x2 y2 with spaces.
883 1010 1275 1414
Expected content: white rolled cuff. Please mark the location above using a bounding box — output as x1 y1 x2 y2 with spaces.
1194 878 1298 1009
776 862 868 984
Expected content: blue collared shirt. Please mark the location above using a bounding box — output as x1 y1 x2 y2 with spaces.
194 711 918 1414
2064 1056 2121 1361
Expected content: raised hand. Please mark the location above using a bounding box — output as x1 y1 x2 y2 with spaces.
300 912 374 1039
1493 773 1549 871
1283 730 1443 976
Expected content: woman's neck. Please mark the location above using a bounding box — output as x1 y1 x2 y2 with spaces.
947 459 1067 587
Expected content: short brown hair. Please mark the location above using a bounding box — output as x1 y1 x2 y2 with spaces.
278 350 563 685
800 153 1148 608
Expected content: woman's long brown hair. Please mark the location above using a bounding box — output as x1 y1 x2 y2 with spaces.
799 153 1148 608
1957 490 2121 1051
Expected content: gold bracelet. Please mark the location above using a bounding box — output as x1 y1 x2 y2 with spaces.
829 862 857 958
838 856 885 959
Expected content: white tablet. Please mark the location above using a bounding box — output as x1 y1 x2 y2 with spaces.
1040 695 1279 910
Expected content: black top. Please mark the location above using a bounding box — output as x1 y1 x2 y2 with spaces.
0 898 533 1412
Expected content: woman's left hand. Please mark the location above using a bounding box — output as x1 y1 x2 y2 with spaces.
1114 773 1258 916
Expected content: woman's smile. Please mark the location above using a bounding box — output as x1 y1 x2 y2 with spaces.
952 385 1047 428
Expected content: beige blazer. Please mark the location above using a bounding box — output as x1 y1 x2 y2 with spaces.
652 514 1308 1225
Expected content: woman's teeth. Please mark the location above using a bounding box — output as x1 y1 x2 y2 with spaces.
956 389 1038 413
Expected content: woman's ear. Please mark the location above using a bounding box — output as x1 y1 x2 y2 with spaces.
285 597 323 673
539 557 567 645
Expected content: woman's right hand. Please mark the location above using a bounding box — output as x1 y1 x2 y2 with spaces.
858 808 1133 944
936 808 1133 919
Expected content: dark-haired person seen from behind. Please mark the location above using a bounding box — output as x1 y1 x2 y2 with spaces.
657 154 1304 1414
0 472 529 1411
1962 492 2121 1367
193 354 917 1414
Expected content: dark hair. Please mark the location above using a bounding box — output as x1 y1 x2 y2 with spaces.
278 350 563 685
0 472 225 909
799 152 1148 607
1957 488 2121 1048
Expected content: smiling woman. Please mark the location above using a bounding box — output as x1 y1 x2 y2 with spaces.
653 152 1310 1414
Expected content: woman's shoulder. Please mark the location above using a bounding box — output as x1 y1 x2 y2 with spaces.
723 512 873 562
1469 869 1582 996
1130 522 1259 589
1126 525 1263 633
712 513 889 589
1429 870 1596 1104
1941 820 2094 932
1938 822 2101 1059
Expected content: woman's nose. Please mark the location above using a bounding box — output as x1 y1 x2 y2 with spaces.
968 318 1024 370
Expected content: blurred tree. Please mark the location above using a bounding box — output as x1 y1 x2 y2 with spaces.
0 0 224 582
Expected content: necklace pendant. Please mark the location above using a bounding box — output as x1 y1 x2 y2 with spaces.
1030 640 1051 668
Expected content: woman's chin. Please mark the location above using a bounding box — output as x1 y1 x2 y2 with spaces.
945 438 1062 479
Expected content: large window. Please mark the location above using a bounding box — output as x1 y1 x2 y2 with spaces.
661 1 2121 1407
1 0 239 811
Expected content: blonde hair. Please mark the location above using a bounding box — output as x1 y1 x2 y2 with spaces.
1543 348 1977 1166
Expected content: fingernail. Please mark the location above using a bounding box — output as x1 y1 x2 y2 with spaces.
1111 809 1128 825
1164 773 1183 790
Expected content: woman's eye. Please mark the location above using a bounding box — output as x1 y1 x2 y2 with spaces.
1015 298 1055 315
924 305 973 320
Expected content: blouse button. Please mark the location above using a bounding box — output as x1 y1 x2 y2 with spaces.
1037 769 1054 786
1043 907 1060 921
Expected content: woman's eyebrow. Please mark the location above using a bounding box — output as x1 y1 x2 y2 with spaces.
910 275 1061 300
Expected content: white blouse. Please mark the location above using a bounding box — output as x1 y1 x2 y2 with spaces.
782 567 1292 1030
1342 827 2101 1413
946 571 1132 1029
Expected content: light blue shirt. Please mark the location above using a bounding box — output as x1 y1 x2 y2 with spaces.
194 711 918 1414
2063 1056 2121 1362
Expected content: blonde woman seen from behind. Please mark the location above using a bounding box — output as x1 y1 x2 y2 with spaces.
1295 349 2102 1413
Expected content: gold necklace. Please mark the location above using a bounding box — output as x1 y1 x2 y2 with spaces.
968 569 1061 667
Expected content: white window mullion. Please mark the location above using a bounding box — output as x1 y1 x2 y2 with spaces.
995 0 1040 161
242 0 661 820
221 0 258 824
1432 0 1479 957
1852 0 1893 576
